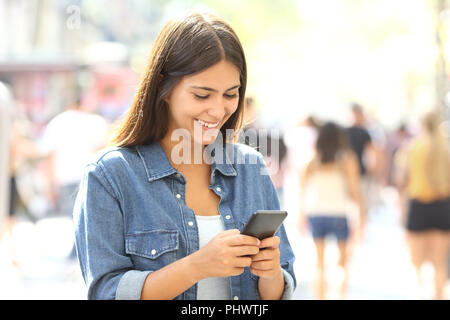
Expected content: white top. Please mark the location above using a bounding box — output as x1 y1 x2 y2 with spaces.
195 214 231 300
304 169 351 217
39 110 109 185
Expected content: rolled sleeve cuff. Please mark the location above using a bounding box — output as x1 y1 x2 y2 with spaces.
115 270 152 300
280 269 295 300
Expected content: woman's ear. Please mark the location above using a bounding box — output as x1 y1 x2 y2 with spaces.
158 74 170 104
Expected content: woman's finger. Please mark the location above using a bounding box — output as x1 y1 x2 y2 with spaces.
250 260 274 271
251 248 278 262
258 236 280 249
233 245 260 257
234 256 253 268
227 234 260 247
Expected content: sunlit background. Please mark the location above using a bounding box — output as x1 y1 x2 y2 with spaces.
0 0 449 299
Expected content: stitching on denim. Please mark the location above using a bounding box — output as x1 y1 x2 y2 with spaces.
135 146 153 181
96 163 120 201
125 230 179 259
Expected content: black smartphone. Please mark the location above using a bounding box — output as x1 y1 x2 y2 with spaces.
241 210 288 240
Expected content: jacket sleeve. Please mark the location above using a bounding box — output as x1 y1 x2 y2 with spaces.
73 163 150 300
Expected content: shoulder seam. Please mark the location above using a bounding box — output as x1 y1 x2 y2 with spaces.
93 147 126 164
94 162 119 201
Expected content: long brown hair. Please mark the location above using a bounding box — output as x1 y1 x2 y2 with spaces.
421 111 450 197
110 12 247 147
315 122 349 164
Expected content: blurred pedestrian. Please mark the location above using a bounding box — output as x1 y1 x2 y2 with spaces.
387 123 412 187
365 113 389 211
389 123 413 225
283 115 319 223
299 122 363 299
0 82 40 269
240 96 261 148
396 111 450 300
0 82 12 238
346 103 376 239
240 97 287 207
2 112 42 268
39 93 109 260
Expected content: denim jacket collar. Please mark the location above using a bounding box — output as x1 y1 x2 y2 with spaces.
136 140 237 183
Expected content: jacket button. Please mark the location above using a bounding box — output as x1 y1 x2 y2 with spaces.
176 194 181 199
225 215 231 220
188 221 194 227
151 249 156 255
216 187 221 192
233 296 239 300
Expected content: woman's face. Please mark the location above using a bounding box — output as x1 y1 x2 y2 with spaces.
164 59 241 147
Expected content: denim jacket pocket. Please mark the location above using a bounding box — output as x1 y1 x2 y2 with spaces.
125 229 179 260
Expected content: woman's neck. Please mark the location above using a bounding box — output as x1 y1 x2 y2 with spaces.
160 134 210 172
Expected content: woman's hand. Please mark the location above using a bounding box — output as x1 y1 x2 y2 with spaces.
249 236 282 280
250 236 285 299
189 229 260 281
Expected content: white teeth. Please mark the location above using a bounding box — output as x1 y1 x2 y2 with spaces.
195 119 219 128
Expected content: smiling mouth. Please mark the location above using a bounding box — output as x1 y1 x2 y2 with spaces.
194 118 220 129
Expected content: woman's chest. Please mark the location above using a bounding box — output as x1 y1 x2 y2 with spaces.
184 175 221 216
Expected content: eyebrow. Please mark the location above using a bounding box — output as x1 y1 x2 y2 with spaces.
190 85 240 92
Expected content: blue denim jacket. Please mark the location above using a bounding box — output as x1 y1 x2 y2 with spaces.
73 140 296 300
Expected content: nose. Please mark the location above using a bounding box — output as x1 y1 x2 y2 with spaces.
206 98 226 121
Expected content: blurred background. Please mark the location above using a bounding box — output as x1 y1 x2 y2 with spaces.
0 0 449 299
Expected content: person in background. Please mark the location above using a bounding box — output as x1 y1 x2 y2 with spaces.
299 122 363 300
241 97 259 146
388 123 413 226
365 113 388 213
387 123 412 187
241 97 287 207
263 131 287 209
6 112 42 264
396 111 450 300
284 116 320 174
39 93 109 260
0 82 12 252
0 81 39 266
283 115 320 225
346 103 376 239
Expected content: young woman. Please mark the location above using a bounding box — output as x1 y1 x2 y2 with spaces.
298 122 363 299
73 12 296 300
396 111 450 300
